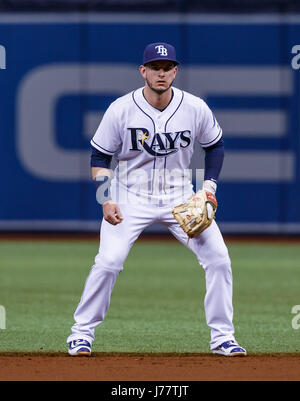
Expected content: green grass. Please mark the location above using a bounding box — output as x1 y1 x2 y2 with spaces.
0 239 299 354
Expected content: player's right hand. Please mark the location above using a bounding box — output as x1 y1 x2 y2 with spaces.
102 201 123 225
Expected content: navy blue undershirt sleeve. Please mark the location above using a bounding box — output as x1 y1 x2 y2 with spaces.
203 137 224 182
90 146 113 168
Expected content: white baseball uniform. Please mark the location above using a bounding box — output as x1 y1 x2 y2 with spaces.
67 86 237 350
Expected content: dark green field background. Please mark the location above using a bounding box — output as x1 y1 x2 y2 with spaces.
0 238 299 354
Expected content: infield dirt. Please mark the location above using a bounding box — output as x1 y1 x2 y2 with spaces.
0 353 300 381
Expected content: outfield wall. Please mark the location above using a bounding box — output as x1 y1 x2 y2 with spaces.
0 13 300 233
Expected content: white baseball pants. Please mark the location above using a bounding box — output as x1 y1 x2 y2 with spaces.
67 200 236 350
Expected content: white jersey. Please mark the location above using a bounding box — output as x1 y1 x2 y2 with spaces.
91 86 222 203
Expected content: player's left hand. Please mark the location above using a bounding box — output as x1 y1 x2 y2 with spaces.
202 180 217 219
102 201 123 225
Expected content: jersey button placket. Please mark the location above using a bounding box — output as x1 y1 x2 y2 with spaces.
157 117 167 199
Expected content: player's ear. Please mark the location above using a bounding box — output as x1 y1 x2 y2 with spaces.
139 65 146 79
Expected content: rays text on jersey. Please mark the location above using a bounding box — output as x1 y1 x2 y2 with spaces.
128 128 192 156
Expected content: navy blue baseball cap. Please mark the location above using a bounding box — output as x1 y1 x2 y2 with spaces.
143 42 179 66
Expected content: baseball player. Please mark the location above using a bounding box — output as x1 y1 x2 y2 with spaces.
67 42 246 357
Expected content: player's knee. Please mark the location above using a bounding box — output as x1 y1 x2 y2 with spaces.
213 248 231 266
94 252 125 273
94 261 123 274
198 245 231 270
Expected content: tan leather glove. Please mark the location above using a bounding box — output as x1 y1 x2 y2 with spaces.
172 189 218 239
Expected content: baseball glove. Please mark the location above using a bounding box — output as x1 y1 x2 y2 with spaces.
172 190 218 239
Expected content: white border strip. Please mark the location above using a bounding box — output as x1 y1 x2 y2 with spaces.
0 220 300 234
1 13 300 24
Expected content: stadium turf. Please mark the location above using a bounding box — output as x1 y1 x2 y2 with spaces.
0 239 299 354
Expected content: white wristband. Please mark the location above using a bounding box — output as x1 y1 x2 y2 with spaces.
202 180 217 195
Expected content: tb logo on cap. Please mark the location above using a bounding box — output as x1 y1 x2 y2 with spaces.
155 45 168 56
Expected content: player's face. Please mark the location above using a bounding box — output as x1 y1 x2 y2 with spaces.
140 61 178 95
